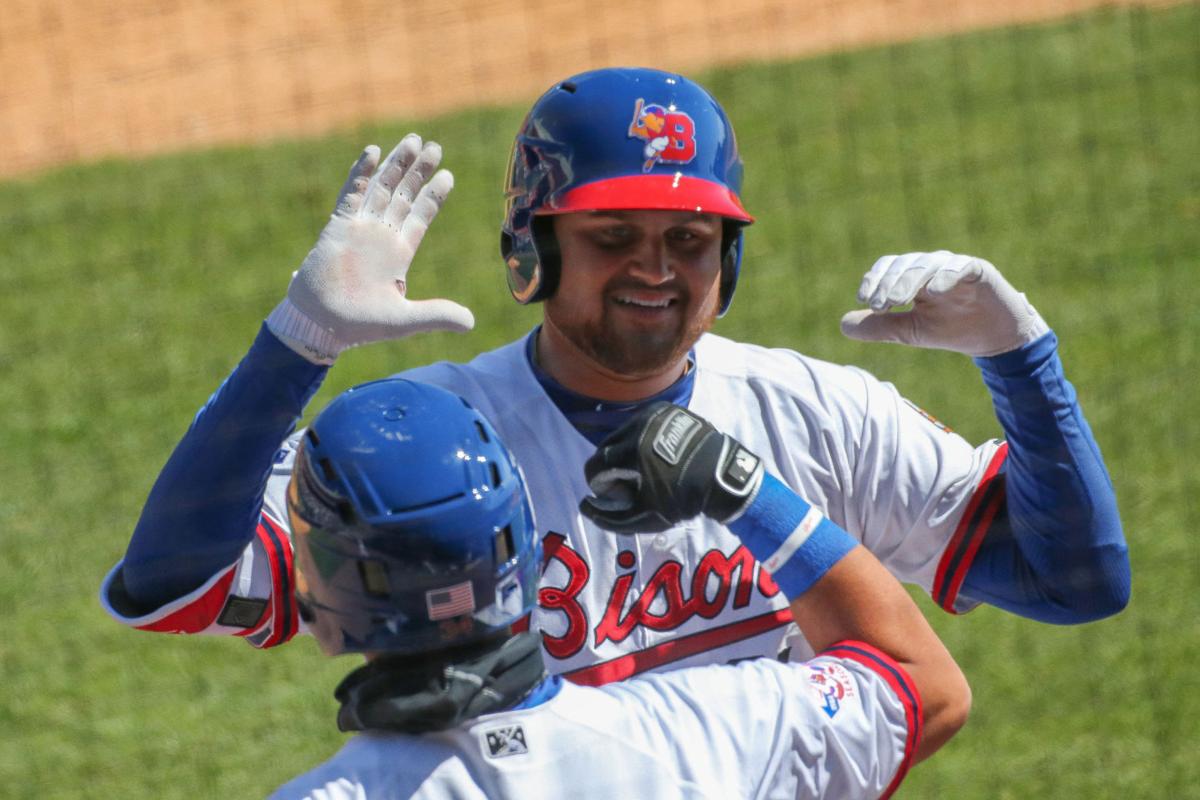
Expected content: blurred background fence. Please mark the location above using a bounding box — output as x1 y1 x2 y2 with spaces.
1 1 1197 798
0 0 1181 178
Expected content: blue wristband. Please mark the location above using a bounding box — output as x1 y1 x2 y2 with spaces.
728 474 858 599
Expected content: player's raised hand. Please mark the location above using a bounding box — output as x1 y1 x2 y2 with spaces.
267 134 475 364
839 251 1049 358
579 402 764 533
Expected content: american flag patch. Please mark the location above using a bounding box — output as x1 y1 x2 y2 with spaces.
426 581 476 620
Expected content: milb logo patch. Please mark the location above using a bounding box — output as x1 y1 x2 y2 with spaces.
484 725 529 758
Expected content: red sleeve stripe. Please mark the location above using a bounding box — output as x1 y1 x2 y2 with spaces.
135 567 237 634
255 513 297 649
932 443 1008 613
821 641 922 800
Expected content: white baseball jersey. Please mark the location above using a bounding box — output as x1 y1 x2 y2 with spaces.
101 330 1005 678
270 644 920 800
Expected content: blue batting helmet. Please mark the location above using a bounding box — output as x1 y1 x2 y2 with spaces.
501 66 753 316
287 379 540 657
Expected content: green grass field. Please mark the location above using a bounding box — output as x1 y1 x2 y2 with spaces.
1 4 1197 797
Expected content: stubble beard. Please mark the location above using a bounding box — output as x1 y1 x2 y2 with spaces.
544 287 719 380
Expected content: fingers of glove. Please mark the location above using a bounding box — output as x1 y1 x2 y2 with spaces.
397 141 444 206
582 467 641 510
334 145 381 216
583 435 643 485
839 307 919 345
883 250 969 306
923 254 989 296
364 134 422 217
866 252 934 310
856 254 899 304
391 298 475 333
578 498 671 534
397 169 455 249
384 142 444 228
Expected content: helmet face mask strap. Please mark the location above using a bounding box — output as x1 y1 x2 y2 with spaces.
501 67 754 316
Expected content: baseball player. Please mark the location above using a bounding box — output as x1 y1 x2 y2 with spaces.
102 68 1128 683
266 377 969 799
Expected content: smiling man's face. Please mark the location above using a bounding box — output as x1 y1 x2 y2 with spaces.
539 209 725 388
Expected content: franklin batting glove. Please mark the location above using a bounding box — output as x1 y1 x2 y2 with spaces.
267 134 475 365
579 402 765 534
839 250 1049 358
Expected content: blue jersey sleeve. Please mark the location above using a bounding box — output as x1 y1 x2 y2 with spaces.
120 325 328 610
961 331 1130 623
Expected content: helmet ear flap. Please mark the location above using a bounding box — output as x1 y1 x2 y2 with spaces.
718 221 746 317
500 216 561 304
530 216 561 301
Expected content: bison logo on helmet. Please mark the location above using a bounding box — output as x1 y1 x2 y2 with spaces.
628 98 697 172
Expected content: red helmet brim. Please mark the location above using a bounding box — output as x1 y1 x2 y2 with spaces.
542 174 753 223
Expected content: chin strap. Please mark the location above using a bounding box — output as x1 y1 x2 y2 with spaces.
335 632 546 734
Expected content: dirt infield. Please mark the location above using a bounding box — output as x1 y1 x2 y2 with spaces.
0 0 1174 178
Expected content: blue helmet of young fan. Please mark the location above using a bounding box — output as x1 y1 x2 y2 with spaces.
287 378 540 657
501 66 754 316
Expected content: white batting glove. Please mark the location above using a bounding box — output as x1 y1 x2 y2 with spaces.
266 134 475 365
839 251 1049 358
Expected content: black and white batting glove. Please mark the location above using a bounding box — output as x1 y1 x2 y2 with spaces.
267 134 474 365
840 251 1049 358
579 402 765 534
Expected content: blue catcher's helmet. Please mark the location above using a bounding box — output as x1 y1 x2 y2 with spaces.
287 378 540 657
501 66 754 316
